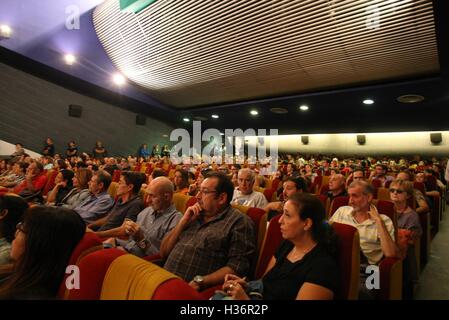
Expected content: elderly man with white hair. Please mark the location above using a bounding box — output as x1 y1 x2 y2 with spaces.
231 168 268 209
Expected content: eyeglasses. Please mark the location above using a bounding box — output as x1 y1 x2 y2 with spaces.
197 189 218 195
16 222 26 234
389 188 405 194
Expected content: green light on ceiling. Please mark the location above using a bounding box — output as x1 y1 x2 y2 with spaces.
119 0 157 14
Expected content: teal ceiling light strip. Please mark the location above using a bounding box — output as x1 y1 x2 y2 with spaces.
119 0 157 14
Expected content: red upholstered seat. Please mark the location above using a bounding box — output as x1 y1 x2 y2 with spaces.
413 181 426 194
263 188 275 202
112 170 121 182
246 207 268 257
255 214 282 279
331 222 360 300
152 278 202 300
185 195 198 208
329 196 349 217
42 170 58 196
319 184 329 195
58 232 104 298
271 178 281 192
66 248 126 300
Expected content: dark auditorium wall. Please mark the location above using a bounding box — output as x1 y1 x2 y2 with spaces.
0 63 174 157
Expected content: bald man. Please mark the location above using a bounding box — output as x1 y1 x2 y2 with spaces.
113 177 182 257
327 174 348 202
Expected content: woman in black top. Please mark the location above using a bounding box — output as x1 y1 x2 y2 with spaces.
223 192 339 300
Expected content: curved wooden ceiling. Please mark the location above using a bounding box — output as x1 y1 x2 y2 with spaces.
93 0 439 108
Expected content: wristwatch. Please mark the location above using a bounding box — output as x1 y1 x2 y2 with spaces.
193 275 204 288
137 238 147 250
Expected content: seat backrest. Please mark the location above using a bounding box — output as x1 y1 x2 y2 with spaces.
374 199 398 240
371 179 382 189
329 196 349 217
58 232 104 298
331 222 360 300
255 214 283 279
172 193 191 213
310 175 323 194
246 207 268 254
107 182 119 198
319 184 330 195
263 188 276 202
413 181 426 194
112 170 121 182
42 170 58 196
66 248 126 300
376 187 390 201
152 278 202 300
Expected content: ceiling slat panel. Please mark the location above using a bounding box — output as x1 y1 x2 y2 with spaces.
93 0 439 108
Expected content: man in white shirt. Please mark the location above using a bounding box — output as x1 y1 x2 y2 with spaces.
231 168 268 209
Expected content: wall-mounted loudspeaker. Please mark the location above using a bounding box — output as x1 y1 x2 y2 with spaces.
357 135 366 145
301 136 309 145
136 115 146 126
430 133 442 144
68 104 82 118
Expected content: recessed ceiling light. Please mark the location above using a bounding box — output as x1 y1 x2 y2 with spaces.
363 99 374 105
183 118 190 122
0 25 11 38
162 134 169 138
299 105 309 111
211 114 219 119
397 94 425 104
112 73 126 86
64 54 76 65
220 132 224 136
270 107 288 114
250 110 258 116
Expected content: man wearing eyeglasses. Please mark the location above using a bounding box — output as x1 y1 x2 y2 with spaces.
330 180 400 299
161 172 256 292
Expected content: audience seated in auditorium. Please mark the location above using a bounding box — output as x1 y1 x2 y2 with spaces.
0 206 85 299
217 193 339 300
389 179 422 299
346 168 365 187
161 172 256 291
73 170 114 224
0 195 28 265
329 180 400 299
110 177 182 257
66 141 78 159
60 168 92 209
231 168 268 209
46 169 75 206
90 171 145 237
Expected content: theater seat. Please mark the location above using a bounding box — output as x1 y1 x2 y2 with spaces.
66 248 126 300
329 196 349 217
255 214 282 279
112 170 121 182
58 232 104 299
331 222 360 300
172 193 192 213
107 182 119 198
152 278 202 300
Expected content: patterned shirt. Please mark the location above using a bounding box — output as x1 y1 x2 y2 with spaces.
164 205 256 282
330 205 395 265
120 204 182 257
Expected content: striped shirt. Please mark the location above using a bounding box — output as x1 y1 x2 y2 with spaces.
330 205 395 265
164 205 256 282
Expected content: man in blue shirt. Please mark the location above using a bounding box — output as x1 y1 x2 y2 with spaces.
74 170 114 224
